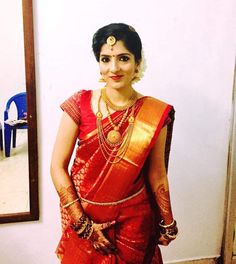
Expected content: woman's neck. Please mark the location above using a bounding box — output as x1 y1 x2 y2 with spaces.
105 86 135 106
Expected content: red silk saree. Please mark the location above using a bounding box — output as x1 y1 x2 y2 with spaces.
56 90 175 264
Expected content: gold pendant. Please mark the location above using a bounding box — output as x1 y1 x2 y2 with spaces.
107 129 121 144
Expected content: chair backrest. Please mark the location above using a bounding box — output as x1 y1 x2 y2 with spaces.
4 92 27 120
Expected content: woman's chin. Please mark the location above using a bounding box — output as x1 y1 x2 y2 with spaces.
106 81 131 90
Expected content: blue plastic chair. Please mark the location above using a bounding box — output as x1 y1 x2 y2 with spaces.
4 92 27 157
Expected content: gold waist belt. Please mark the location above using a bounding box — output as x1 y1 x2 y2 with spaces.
79 185 145 206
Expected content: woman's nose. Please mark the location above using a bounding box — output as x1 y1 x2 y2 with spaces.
110 59 120 73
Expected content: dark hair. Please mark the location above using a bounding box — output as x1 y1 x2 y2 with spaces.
92 23 142 63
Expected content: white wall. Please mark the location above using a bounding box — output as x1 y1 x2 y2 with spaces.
0 0 235 263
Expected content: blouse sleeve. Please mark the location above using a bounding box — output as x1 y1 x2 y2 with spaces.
60 90 84 125
163 107 175 127
163 107 175 172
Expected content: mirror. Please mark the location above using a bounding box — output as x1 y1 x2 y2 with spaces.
0 0 38 223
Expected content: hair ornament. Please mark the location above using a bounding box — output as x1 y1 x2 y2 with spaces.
106 36 116 49
128 25 136 32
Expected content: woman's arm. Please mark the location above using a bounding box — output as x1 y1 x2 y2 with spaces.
51 111 116 254
50 112 84 221
147 125 177 245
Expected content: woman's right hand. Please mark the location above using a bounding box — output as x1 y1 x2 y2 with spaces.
89 221 117 255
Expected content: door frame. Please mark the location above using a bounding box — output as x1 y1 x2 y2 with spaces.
222 59 236 264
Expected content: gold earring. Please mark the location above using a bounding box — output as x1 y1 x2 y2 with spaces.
132 76 141 83
99 77 105 82
132 69 141 83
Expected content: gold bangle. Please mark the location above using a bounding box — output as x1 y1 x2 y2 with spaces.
160 225 178 240
75 220 88 235
161 232 178 240
86 225 94 239
71 214 89 234
159 219 176 229
62 198 79 209
80 220 94 239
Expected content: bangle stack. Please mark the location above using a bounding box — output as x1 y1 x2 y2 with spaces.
159 219 178 240
70 214 94 239
80 220 94 239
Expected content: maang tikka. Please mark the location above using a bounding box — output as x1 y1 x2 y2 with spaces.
106 35 116 50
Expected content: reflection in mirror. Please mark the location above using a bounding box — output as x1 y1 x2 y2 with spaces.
0 0 38 223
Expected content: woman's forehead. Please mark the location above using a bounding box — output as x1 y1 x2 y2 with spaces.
100 40 132 56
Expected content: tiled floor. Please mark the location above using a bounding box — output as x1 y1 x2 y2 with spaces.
0 130 29 214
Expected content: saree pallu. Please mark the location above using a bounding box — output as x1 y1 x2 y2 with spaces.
56 90 174 264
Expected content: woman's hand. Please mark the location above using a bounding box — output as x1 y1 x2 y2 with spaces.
71 213 116 255
157 220 178 246
90 221 117 255
158 234 172 246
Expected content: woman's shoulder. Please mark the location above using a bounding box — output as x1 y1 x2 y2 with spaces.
141 95 175 126
72 89 91 97
64 89 92 103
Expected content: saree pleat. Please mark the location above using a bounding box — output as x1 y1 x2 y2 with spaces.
57 90 174 263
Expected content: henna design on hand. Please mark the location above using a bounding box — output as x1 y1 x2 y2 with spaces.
90 221 117 255
155 184 173 221
58 185 78 205
58 185 83 221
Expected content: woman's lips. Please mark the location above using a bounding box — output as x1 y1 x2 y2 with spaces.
110 75 123 81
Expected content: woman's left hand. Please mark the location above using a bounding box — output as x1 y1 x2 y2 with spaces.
158 234 172 246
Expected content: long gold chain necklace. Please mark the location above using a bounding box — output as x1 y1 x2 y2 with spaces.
96 94 136 164
101 87 137 111
106 103 129 144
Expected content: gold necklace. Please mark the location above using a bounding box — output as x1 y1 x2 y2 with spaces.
101 88 137 111
96 95 136 163
106 103 129 144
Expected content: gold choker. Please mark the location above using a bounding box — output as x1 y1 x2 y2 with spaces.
101 88 137 111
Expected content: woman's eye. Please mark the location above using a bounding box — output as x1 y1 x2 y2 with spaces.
120 56 129 62
100 57 110 63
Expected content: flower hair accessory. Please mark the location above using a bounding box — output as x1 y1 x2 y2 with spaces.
106 36 116 50
132 50 147 83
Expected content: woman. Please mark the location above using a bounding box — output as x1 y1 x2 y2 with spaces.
51 23 178 264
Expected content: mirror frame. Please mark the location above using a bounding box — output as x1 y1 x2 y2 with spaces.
0 0 39 223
